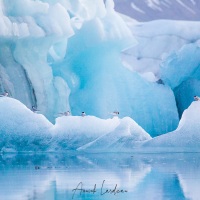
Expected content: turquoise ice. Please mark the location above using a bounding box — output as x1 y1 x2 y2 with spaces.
0 0 180 136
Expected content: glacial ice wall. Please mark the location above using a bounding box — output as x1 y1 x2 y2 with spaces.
0 0 74 121
0 0 134 121
56 26 178 136
0 0 180 136
122 18 200 119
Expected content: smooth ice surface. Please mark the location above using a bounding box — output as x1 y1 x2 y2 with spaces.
78 117 151 152
0 97 151 152
0 153 199 200
52 115 121 150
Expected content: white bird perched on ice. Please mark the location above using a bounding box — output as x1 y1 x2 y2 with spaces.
0 91 9 97
194 96 200 101
81 112 86 117
64 111 71 116
57 111 71 117
59 111 71 116
110 111 119 117
31 106 40 113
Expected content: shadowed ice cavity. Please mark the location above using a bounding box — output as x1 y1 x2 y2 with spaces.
0 153 199 200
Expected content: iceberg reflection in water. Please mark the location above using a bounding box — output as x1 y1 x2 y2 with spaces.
0 153 199 200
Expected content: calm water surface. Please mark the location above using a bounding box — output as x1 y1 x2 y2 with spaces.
0 153 199 200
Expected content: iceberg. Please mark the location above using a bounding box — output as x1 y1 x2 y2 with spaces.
1 89 200 153
0 97 151 152
0 0 180 136
1 0 200 149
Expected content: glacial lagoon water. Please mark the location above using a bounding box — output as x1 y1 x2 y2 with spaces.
0 153 199 200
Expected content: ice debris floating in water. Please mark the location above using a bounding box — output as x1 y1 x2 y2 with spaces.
0 97 151 152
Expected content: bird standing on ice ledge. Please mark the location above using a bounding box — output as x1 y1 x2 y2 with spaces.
194 96 200 101
0 91 9 97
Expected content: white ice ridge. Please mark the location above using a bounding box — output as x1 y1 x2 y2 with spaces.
0 97 151 152
2 97 200 152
